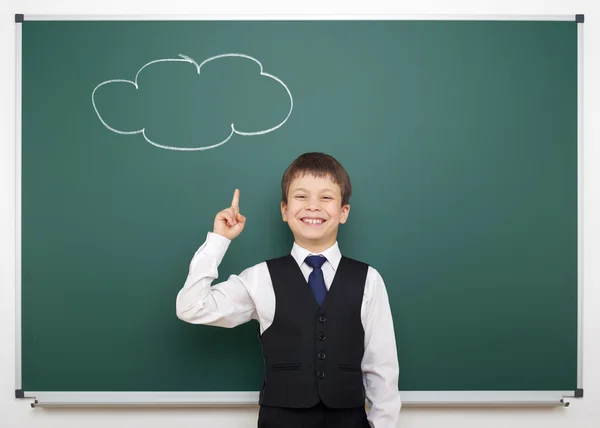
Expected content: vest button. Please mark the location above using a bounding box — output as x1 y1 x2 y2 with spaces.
318 315 327 323
317 372 325 379
318 333 326 341
318 352 326 360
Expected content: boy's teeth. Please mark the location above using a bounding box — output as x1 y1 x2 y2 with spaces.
303 218 323 224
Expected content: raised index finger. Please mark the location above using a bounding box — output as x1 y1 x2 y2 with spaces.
231 189 240 209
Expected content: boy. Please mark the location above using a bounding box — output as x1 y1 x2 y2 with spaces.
176 153 401 428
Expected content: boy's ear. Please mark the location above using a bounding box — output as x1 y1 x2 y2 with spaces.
280 201 288 222
339 204 350 224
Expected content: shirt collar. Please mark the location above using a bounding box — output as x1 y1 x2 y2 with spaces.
291 241 342 271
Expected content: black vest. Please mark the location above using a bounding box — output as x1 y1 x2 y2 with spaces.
259 254 368 408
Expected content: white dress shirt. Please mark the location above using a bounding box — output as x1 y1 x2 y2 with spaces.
176 232 401 428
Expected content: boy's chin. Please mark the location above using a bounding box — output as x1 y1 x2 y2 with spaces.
294 228 327 239
293 231 337 246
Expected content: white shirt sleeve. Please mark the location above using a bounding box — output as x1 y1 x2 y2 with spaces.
362 267 402 428
175 232 258 328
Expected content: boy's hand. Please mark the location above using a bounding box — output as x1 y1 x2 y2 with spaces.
213 189 246 240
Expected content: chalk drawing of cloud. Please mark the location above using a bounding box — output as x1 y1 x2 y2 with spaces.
92 53 293 151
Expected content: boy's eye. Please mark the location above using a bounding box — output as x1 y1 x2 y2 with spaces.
322 196 333 200
295 195 306 199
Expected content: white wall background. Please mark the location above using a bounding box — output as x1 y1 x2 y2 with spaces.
1 1 598 427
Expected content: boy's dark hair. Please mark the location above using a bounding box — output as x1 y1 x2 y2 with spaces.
281 152 352 206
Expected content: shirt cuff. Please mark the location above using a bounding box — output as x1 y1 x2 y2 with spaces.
202 231 232 261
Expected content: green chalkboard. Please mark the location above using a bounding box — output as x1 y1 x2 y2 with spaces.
19 18 580 400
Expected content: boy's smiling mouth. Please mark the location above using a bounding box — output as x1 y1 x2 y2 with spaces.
301 217 326 225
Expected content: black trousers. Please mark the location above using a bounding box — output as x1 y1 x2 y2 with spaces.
258 401 370 428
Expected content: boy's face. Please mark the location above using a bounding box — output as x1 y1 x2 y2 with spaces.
281 173 350 252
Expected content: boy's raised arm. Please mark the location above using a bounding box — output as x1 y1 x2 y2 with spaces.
175 189 255 328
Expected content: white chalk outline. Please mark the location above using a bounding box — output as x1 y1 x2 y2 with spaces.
91 53 293 151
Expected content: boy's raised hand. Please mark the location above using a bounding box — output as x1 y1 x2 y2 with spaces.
213 189 246 240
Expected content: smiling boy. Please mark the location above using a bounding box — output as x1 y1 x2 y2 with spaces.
176 152 401 428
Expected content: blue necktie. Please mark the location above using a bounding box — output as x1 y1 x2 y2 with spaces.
305 255 327 306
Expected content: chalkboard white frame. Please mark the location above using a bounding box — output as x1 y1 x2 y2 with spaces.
14 13 584 408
